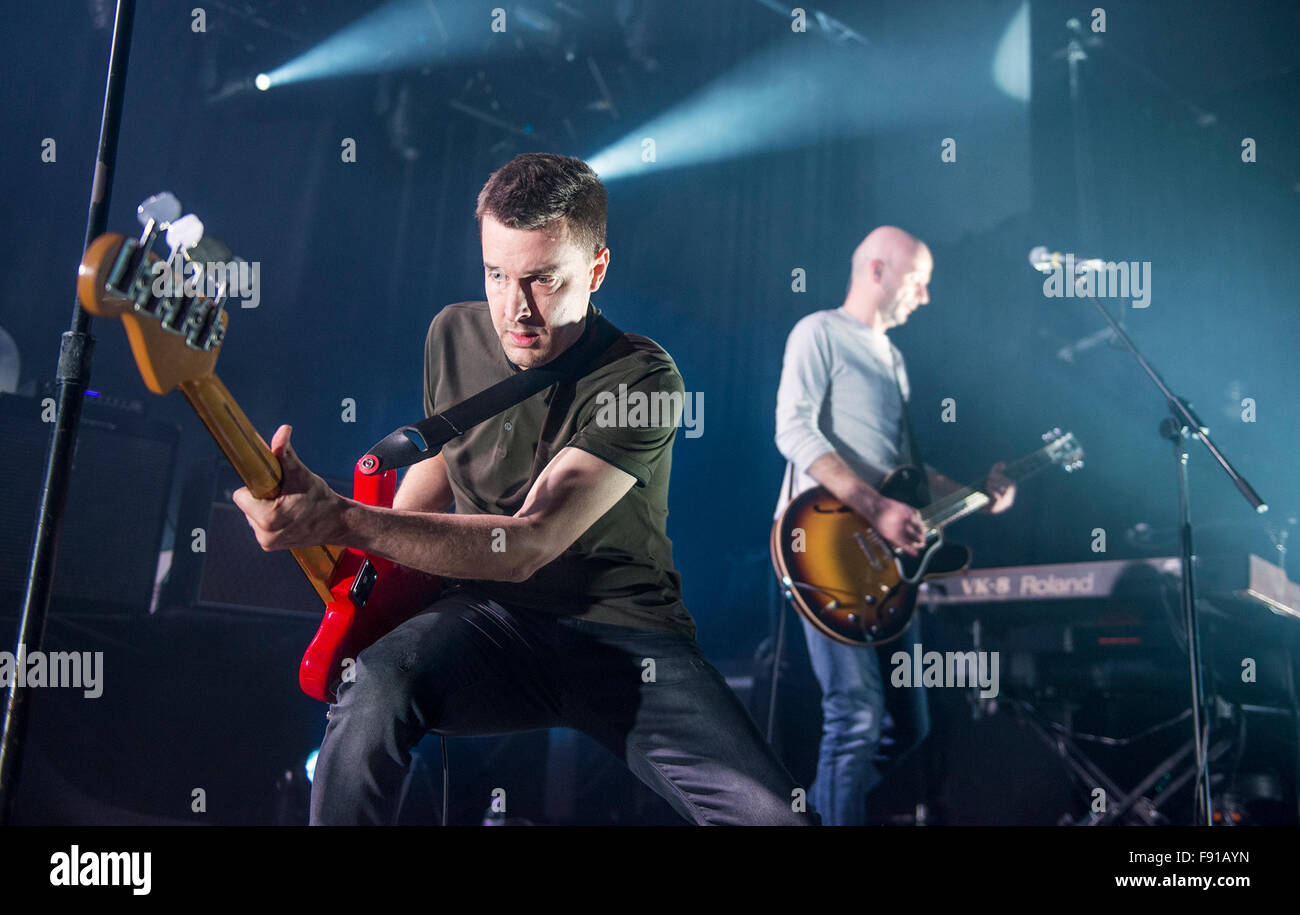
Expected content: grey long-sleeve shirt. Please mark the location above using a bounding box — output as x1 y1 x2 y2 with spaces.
773 307 912 518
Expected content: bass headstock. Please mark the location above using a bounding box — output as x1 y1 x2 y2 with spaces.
77 192 240 394
1041 427 1085 472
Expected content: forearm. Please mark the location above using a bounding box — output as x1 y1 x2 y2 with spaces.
805 452 882 517
338 501 545 583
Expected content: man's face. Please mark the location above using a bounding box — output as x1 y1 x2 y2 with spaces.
481 213 609 368
878 244 933 329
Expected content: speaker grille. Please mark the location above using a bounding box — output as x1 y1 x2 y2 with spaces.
0 395 176 615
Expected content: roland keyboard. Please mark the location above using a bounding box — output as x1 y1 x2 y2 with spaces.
919 554 1299 622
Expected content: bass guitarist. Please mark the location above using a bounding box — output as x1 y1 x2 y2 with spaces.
773 225 1015 825
233 153 814 825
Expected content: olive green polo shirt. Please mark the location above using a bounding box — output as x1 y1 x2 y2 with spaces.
422 300 695 637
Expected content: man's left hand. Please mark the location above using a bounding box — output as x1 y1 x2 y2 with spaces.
982 461 1016 514
232 424 347 551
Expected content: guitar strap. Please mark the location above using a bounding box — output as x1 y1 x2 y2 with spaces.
890 345 931 504
360 310 623 475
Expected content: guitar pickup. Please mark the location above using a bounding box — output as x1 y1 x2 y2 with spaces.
348 558 378 609
853 531 884 570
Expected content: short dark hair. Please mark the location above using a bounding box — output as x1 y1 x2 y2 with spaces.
475 153 607 254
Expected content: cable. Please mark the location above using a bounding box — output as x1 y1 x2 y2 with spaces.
1014 696 1191 747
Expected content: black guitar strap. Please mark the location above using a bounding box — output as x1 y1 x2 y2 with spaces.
890 346 931 504
360 311 623 475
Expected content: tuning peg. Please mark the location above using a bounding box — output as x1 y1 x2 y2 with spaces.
131 191 184 260
186 237 236 306
136 192 182 229
187 235 232 265
163 214 205 282
151 213 206 325
165 214 204 253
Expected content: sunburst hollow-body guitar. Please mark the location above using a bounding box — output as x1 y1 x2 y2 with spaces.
771 430 1084 646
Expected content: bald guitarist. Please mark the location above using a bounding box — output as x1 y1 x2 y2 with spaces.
773 225 1016 826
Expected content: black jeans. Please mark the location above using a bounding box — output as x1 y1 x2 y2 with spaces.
310 587 816 825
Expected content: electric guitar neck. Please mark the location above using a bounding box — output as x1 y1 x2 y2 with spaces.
921 436 1084 534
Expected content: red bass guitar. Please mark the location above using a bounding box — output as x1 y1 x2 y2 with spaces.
76 193 440 702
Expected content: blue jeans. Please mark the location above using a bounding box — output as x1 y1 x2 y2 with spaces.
800 613 930 825
310 587 816 825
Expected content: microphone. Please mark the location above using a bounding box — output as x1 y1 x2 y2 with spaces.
1029 246 1105 274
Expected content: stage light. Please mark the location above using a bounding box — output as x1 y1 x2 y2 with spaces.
587 42 838 182
254 0 507 91
993 2 1031 103
254 73 271 92
588 1 1030 182
305 747 319 783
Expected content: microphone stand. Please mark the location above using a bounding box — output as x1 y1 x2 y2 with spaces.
1081 291 1267 826
1050 18 1255 826
0 0 136 824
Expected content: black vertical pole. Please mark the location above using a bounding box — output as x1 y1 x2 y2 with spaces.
1169 418 1214 825
0 0 136 825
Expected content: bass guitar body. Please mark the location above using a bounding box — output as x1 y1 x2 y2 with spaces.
298 466 445 703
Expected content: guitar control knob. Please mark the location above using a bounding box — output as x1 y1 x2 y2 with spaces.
847 613 861 626
864 595 877 605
